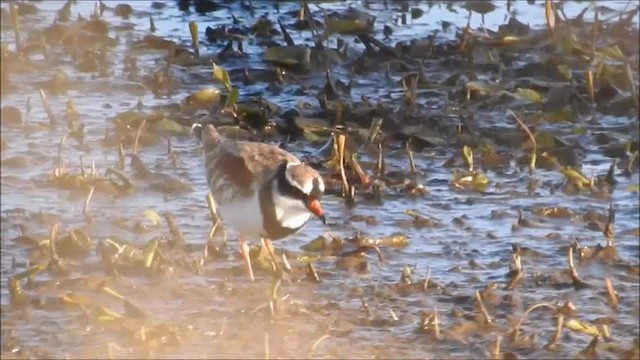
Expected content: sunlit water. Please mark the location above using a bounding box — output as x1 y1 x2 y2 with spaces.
1 1 638 359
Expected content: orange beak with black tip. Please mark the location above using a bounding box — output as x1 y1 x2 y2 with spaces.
306 198 326 225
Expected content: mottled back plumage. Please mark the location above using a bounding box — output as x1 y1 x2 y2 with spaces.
193 123 301 204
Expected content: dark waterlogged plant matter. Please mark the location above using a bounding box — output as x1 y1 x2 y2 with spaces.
0 0 638 358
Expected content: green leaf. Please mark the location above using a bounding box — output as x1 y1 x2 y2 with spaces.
546 108 576 123
297 255 322 264
13 262 48 281
69 229 92 253
451 170 490 191
626 184 640 193
599 45 625 61
301 235 327 252
212 62 231 92
564 318 609 338
95 305 123 320
225 87 239 108
465 81 501 96
513 88 544 103
143 210 162 226
326 17 371 35
557 64 572 81
302 130 324 143
142 238 159 268
189 21 199 57
560 167 591 188
263 46 311 67
185 87 221 107
462 145 474 171
100 285 126 300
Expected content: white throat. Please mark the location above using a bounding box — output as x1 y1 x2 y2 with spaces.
271 181 312 229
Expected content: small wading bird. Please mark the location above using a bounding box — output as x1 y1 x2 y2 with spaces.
192 123 327 281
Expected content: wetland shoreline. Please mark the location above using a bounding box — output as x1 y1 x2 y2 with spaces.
1 0 639 359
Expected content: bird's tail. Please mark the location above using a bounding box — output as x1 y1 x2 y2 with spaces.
192 123 223 151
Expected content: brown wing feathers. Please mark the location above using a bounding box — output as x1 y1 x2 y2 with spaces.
213 149 255 193
193 122 304 199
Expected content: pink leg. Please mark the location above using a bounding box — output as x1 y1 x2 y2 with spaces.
262 238 278 272
240 238 255 282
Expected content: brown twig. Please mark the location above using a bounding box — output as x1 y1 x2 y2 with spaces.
337 134 349 197
508 109 536 172
490 336 502 359
10 4 22 53
475 290 493 324
281 253 292 272
219 316 227 337
365 117 383 145
360 297 371 318
309 334 331 357
132 118 147 155
57 130 72 175
349 155 370 185
512 302 558 340
433 307 441 339
83 186 95 216
375 143 385 177
39 89 57 127
406 140 417 173
261 238 278 273
604 203 615 246
423 265 432 291
604 277 619 312
579 336 599 357
506 245 524 290
49 223 59 260
389 308 399 321
117 143 125 171
306 263 320 283
568 246 590 289
544 314 564 350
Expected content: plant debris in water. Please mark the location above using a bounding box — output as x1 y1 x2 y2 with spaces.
0 1 638 359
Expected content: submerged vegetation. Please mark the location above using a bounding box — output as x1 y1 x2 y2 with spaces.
0 0 638 359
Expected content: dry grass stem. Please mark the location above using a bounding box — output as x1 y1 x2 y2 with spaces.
604 277 619 311
306 263 320 282
49 223 59 260
508 109 537 172
544 314 564 350
132 118 147 155
39 89 57 127
83 186 95 216
360 297 371 318
424 265 432 291
57 130 72 174
337 134 349 197
475 290 493 324
568 246 589 288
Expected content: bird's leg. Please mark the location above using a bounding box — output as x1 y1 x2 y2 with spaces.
261 238 278 273
263 238 284 274
240 237 255 282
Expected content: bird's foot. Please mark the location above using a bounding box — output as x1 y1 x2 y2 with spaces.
240 238 255 282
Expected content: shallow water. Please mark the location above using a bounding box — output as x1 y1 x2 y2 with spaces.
1 1 639 359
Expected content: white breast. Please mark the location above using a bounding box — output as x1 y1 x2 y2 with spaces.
217 192 264 238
